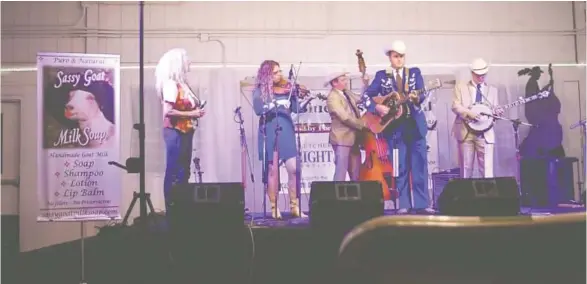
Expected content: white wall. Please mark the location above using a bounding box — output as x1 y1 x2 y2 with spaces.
1 1 585 252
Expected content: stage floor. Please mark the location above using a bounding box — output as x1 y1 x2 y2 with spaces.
244 206 586 228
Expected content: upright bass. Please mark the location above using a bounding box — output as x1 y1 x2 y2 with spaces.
356 50 396 201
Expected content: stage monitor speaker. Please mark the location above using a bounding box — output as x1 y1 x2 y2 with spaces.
167 182 245 232
167 183 247 282
437 177 520 216
310 181 384 231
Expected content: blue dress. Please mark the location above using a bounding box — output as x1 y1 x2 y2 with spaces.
252 88 300 163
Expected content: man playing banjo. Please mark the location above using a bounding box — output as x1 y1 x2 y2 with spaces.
451 58 504 178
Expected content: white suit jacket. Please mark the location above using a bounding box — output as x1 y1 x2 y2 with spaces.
451 81 499 144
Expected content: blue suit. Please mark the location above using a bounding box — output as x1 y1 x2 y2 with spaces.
363 67 429 209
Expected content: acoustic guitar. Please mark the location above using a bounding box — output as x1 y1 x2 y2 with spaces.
362 78 442 134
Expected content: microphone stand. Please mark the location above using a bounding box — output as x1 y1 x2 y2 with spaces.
288 62 306 216
570 119 586 204
234 107 254 216
261 102 282 220
261 110 269 220
483 113 532 198
271 107 282 220
192 157 204 183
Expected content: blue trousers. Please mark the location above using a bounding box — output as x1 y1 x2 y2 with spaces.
163 128 194 210
387 125 429 209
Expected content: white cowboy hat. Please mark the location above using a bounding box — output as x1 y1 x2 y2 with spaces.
384 40 407 55
470 58 489 75
323 71 350 87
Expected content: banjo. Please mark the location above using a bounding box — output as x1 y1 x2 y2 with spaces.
465 87 551 133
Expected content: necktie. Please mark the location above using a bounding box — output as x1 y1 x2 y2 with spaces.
475 84 483 103
395 70 404 94
342 90 360 118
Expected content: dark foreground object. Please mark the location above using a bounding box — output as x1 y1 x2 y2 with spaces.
9 207 586 284
339 212 586 284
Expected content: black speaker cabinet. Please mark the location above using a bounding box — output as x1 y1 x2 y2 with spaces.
310 181 384 231
437 177 520 216
167 182 245 231
167 183 247 282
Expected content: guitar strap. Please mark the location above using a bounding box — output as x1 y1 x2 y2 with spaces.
403 67 410 94
182 82 201 105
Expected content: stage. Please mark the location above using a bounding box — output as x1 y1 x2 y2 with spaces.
17 206 586 284
245 205 585 226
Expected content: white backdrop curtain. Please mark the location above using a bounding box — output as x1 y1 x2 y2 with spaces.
121 65 584 216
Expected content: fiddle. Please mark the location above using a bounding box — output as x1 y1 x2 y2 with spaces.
273 78 311 98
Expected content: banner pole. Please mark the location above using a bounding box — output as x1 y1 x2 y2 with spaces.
80 221 87 284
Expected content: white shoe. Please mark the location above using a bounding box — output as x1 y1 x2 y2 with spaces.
422 208 436 214
397 208 409 214
384 200 396 210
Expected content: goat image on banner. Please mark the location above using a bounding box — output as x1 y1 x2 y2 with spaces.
36 52 121 221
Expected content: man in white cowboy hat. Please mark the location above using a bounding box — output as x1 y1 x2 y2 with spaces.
325 71 368 181
362 40 434 214
451 58 504 179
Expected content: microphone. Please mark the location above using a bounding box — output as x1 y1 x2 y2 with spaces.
234 106 242 113
570 118 586 129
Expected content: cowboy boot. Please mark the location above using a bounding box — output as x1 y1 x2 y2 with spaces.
290 199 307 218
271 202 282 219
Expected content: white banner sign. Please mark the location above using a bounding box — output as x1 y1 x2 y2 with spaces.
279 132 335 194
36 52 122 221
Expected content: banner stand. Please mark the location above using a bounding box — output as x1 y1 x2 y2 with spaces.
36 51 123 284
80 221 87 284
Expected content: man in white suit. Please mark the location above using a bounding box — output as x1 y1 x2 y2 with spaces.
451 58 504 178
